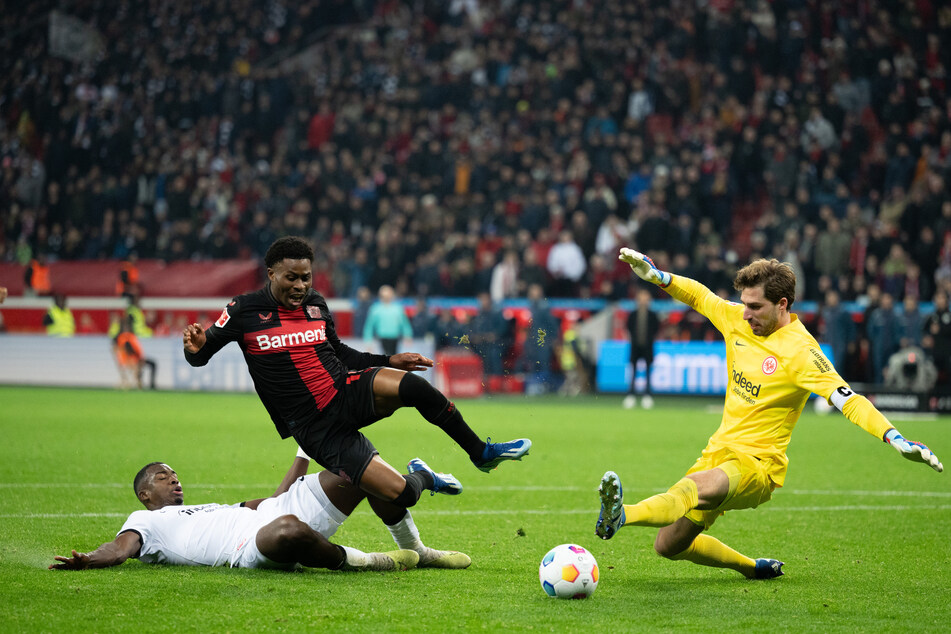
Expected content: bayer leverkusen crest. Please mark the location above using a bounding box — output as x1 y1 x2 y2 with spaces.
306 305 321 318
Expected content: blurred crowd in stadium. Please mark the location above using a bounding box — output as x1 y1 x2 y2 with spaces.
2 0 951 386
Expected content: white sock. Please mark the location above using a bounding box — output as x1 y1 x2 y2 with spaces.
386 511 424 550
341 545 368 568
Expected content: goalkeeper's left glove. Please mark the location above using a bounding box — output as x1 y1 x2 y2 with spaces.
618 247 671 287
885 428 943 473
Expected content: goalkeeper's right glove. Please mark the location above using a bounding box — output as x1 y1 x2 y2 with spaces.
884 428 943 473
618 247 671 287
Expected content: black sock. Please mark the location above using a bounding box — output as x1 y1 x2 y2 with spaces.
393 471 433 508
332 544 347 569
382 509 409 527
398 372 485 460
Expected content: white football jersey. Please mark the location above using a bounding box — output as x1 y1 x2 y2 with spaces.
119 503 259 566
118 474 347 567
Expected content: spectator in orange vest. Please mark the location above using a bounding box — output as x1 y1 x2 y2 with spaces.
113 315 156 389
24 254 52 297
116 253 141 299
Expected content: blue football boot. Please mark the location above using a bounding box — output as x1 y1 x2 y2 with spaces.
752 558 785 579
407 458 463 495
472 437 532 473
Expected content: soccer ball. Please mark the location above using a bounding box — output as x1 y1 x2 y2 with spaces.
813 396 833 415
539 544 599 599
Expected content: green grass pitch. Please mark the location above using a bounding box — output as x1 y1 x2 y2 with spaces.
1 386 948 632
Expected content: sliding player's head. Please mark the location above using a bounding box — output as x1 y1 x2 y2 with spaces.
265 237 315 310
133 462 184 510
733 259 796 337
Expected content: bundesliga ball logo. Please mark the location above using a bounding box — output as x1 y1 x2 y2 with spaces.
539 544 599 599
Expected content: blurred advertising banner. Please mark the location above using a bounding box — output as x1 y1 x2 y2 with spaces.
0 336 432 391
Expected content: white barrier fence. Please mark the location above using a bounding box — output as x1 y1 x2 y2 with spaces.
0 336 434 391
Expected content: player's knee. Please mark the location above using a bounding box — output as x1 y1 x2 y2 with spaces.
381 480 409 503
653 532 682 559
397 371 446 412
270 514 313 547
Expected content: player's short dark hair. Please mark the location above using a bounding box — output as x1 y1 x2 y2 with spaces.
133 462 165 495
733 258 797 308
265 236 314 268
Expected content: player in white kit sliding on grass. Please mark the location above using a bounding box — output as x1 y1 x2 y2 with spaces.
50 447 470 572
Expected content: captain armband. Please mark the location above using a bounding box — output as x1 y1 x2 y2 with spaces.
828 385 857 412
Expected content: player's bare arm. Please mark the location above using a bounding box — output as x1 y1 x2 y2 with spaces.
244 450 313 510
49 531 142 570
182 323 206 354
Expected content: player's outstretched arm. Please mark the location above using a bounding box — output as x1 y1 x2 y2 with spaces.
884 429 943 473
618 248 671 287
831 387 943 473
243 447 313 510
273 447 312 497
49 531 142 570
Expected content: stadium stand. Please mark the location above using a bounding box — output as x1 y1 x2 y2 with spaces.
1 0 950 387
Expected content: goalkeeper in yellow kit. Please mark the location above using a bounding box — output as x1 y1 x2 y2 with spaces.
596 249 944 579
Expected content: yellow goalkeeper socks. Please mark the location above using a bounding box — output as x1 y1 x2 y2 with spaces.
622 477 699 527
671 534 756 577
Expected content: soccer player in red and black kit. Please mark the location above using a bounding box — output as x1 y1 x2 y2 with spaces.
183 236 531 510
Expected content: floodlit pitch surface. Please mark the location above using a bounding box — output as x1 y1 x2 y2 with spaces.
1 386 948 632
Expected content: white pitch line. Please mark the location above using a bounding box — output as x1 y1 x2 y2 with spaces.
2 505 950 520
1 483 950 497
414 505 951 515
786 489 951 498
0 513 129 519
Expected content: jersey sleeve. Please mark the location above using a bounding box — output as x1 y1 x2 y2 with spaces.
184 297 244 366
786 344 893 438
325 306 389 369
664 275 736 335
789 344 848 400
117 510 153 559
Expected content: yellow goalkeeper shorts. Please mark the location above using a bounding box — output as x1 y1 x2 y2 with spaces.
683 447 775 530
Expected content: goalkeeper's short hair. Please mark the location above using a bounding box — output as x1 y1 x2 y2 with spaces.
733 258 797 308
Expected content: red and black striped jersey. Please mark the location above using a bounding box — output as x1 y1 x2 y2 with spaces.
185 286 388 438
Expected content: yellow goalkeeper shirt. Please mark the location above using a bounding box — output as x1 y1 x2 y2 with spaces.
666 276 860 487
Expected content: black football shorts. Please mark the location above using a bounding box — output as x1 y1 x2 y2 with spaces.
291 367 388 485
